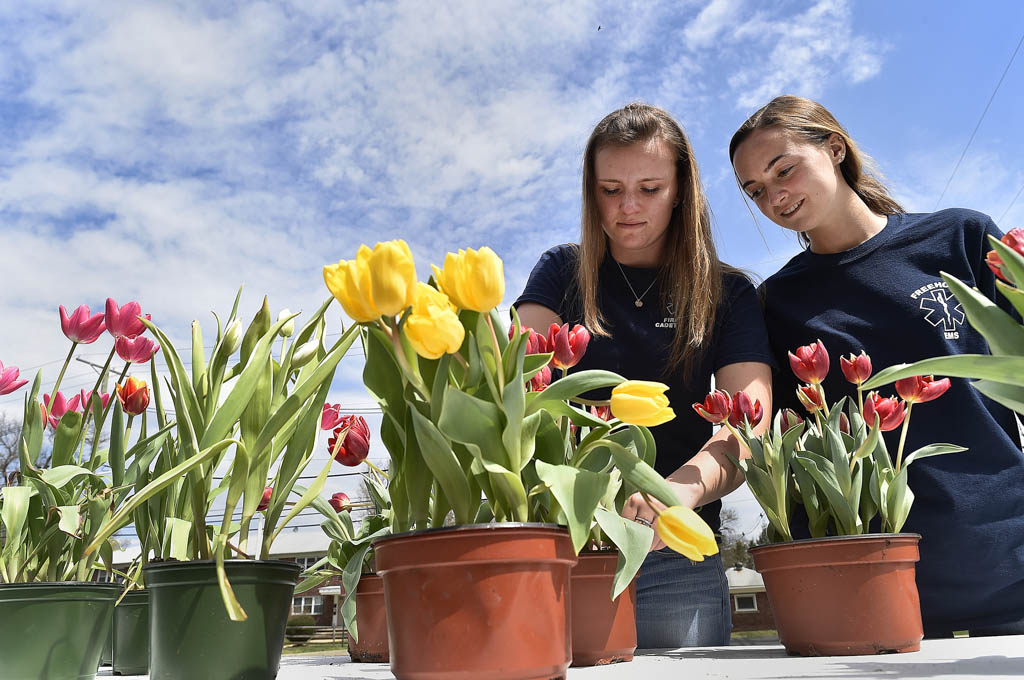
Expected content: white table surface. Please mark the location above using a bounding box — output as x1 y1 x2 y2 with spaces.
99 634 1024 679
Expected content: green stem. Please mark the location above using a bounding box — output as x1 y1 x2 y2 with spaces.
485 314 505 392
817 383 830 419
895 402 914 471
856 385 864 417
44 342 79 420
382 319 430 400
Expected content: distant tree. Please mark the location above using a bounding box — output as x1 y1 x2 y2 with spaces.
0 412 51 483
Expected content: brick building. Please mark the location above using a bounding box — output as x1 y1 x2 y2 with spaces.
726 565 775 632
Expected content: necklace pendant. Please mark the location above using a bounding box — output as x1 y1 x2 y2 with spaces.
634 299 643 308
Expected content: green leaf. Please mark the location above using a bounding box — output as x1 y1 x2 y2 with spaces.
340 543 372 642
885 466 913 533
51 410 83 469
165 517 192 561
996 281 1024 320
0 486 32 563
40 466 98 489
594 508 652 600
109 400 125 489
989 236 1024 289
972 379 1024 415
525 370 625 414
57 505 82 537
408 408 473 524
942 274 1024 356
903 443 968 467
438 387 511 470
864 354 1024 390
602 440 679 508
793 451 857 534
535 461 610 553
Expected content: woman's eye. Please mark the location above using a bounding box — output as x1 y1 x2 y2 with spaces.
641 186 659 195
749 188 763 200
601 187 620 196
778 165 794 177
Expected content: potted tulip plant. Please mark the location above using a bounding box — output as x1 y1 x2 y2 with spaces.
695 340 964 656
0 299 220 680
322 241 717 679
80 291 361 680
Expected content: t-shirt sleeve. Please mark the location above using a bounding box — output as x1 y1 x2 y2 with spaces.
711 273 777 372
514 244 576 318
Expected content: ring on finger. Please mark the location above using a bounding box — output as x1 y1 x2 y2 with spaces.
633 516 653 527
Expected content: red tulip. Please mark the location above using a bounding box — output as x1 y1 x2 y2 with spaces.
105 298 151 339
115 335 160 363
895 375 951 404
987 229 1024 282
727 391 763 428
0 361 28 396
328 492 351 513
41 391 83 428
328 415 371 466
79 389 111 412
116 377 150 415
839 351 872 385
788 340 829 385
838 412 851 435
987 250 1009 282
529 364 552 392
692 389 732 424
258 486 273 512
321 403 344 430
780 408 803 433
796 385 825 414
509 325 548 355
59 304 106 344
589 404 612 421
547 323 590 370
863 393 906 432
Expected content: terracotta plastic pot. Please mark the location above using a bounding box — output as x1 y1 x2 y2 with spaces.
348 573 389 663
570 551 636 666
374 523 576 680
144 559 299 680
112 589 149 675
751 533 923 656
0 581 118 680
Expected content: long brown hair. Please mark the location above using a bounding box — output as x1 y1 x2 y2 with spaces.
729 95 903 246
579 102 726 378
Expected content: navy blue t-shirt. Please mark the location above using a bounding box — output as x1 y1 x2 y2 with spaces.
516 243 775 534
761 208 1024 635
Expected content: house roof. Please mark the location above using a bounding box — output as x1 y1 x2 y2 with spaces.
109 528 332 566
725 566 765 593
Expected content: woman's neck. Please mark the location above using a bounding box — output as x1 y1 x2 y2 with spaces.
807 189 889 254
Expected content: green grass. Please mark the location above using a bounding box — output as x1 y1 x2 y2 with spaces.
731 629 778 639
282 641 348 656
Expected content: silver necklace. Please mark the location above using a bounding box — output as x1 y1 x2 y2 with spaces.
615 260 658 308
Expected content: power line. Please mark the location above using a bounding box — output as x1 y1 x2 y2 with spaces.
998 181 1024 225
933 30 1024 210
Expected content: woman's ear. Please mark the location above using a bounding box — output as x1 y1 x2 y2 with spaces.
828 133 847 165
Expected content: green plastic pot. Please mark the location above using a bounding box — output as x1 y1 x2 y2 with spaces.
112 589 149 676
0 581 119 680
100 607 113 667
144 559 300 680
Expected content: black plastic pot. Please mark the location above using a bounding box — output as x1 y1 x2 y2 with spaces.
144 559 300 680
112 589 149 675
0 581 118 680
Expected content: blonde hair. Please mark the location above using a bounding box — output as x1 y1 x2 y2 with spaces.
729 95 903 246
579 102 727 378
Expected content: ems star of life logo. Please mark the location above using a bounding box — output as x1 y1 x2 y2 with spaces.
911 282 965 339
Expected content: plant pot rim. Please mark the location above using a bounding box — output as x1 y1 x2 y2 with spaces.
0 581 121 589
373 522 568 545
141 558 301 572
750 532 922 552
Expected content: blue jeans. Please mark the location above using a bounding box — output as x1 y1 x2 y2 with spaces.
634 549 731 648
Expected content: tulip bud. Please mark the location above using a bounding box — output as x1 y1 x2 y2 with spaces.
796 385 824 414
528 364 552 392
223 319 243 355
654 506 719 562
838 412 851 435
432 246 505 312
403 283 465 360
692 389 731 424
839 351 872 385
329 492 351 513
105 298 151 339
987 250 1009 283
780 408 803 433
546 323 590 370
329 415 372 466
895 375 951 404
321 403 343 431
116 377 150 416
788 340 829 385
60 304 106 344
277 309 295 337
291 338 320 368
258 486 273 512
727 391 764 428
42 391 83 428
611 380 675 427
589 404 612 421
863 392 906 432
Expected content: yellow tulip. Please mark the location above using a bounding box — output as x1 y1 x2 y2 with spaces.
655 506 719 562
431 246 504 312
610 380 676 426
323 240 417 322
403 283 465 359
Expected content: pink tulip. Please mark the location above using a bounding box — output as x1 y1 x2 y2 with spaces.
692 389 732 424
114 335 160 363
105 298 151 339
0 361 28 396
546 323 590 370
728 391 764 428
863 393 906 432
328 492 351 513
788 340 829 385
509 324 549 355
839 351 872 385
321 403 344 431
529 365 552 392
894 375 951 404
258 486 273 512
59 305 106 344
589 404 612 421
79 389 112 412
42 391 83 428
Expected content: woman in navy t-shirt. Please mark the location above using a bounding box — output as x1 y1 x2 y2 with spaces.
729 95 1024 637
517 103 774 647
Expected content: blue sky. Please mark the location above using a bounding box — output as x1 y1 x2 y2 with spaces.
1 0 1022 541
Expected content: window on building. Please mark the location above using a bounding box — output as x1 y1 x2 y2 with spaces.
292 596 323 615
293 556 321 572
734 594 757 612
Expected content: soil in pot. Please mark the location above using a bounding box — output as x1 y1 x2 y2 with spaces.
752 533 923 656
